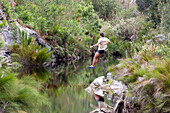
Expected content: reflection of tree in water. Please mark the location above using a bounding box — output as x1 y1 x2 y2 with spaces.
18 63 69 89
18 58 116 91
47 63 69 89
18 66 50 81
17 61 91 89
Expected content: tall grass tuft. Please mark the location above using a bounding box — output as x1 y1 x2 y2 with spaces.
108 44 170 112
0 70 50 112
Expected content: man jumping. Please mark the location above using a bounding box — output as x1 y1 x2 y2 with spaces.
88 33 111 69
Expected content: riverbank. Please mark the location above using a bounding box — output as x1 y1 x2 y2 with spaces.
86 44 170 113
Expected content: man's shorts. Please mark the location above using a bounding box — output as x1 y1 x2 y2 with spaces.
97 50 105 54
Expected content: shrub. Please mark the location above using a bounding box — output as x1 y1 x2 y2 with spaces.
112 17 143 40
91 0 118 20
10 31 52 65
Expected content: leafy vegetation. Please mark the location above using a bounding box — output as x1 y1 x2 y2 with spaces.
91 0 118 20
0 54 50 113
108 44 170 112
136 0 169 30
10 31 52 65
0 0 169 112
3 0 102 60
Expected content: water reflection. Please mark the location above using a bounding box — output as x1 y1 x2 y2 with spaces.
18 58 117 113
18 66 50 81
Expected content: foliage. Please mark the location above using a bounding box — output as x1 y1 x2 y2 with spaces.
0 71 50 112
10 31 52 65
16 5 34 24
137 21 153 39
0 20 8 28
159 1 170 32
108 44 170 112
0 37 4 48
13 0 100 60
76 1 102 34
91 0 118 20
136 0 169 28
0 47 50 112
117 6 140 19
155 44 170 57
112 17 143 39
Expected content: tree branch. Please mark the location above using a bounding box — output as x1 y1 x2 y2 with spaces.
0 102 8 113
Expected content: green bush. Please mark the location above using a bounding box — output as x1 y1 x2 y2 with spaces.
91 0 118 20
117 6 140 19
10 31 52 65
112 17 143 39
0 20 8 28
0 39 4 48
136 0 168 28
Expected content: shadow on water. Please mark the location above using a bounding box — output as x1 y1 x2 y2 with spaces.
18 57 117 113
18 66 50 81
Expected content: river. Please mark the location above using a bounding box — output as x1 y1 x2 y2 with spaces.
18 58 117 113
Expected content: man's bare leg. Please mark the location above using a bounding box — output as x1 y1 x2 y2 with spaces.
92 52 101 67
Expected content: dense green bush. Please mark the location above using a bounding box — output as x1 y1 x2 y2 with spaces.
136 0 168 28
159 2 170 32
10 31 52 65
91 0 118 20
76 1 102 33
117 6 139 19
0 20 8 28
12 0 100 60
112 17 143 39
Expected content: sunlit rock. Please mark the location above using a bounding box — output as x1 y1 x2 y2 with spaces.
85 76 128 113
107 72 113 80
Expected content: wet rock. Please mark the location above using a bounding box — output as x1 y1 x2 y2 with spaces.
90 102 112 113
110 80 127 96
43 62 51 67
0 31 15 46
85 76 109 97
0 50 10 57
85 76 128 113
107 72 113 80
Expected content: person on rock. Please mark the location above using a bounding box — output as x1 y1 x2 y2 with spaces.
88 33 111 69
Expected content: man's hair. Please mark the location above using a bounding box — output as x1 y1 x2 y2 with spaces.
100 33 104 37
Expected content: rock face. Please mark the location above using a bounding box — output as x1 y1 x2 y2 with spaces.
0 26 15 46
0 3 51 49
15 22 51 50
85 75 128 113
0 19 53 65
0 4 15 46
0 21 51 50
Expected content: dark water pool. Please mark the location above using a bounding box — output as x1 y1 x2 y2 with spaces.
19 58 117 113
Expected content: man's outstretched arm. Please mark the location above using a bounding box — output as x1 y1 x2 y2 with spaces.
90 43 99 48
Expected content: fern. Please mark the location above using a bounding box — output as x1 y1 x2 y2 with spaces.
10 32 53 65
